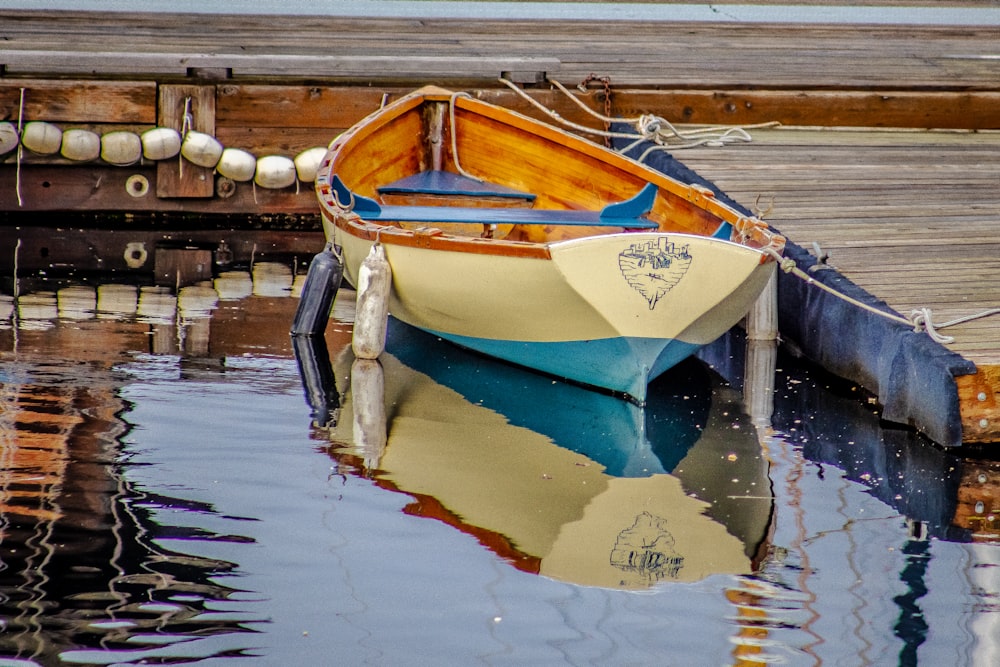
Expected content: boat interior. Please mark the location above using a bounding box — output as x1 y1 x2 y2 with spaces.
329 93 739 244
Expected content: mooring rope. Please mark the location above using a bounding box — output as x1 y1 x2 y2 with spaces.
763 246 1000 344
498 77 641 141
499 76 779 154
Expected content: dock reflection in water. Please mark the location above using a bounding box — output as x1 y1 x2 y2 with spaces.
0 265 312 664
0 269 998 664
299 321 774 589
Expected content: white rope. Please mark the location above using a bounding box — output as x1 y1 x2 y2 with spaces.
449 91 482 181
16 88 26 207
179 96 193 178
498 77 640 140
764 247 1000 344
500 76 779 154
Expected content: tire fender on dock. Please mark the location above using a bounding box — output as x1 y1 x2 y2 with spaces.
352 243 391 359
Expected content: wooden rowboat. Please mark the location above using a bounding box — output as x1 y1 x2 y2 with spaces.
315 86 784 403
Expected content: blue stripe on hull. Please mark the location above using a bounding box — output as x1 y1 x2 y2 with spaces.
429 329 702 402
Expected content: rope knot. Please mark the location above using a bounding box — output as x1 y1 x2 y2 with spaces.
909 308 955 344
637 114 662 139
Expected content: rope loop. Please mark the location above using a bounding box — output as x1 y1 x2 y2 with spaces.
331 185 355 212
909 308 955 344
637 114 661 139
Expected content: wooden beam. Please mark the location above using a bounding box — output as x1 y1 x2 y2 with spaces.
156 84 215 198
958 367 1000 446
609 90 1000 131
0 226 324 273
0 79 156 124
216 85 394 129
0 165 318 214
0 50 559 81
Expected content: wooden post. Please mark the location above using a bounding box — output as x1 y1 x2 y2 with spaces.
744 339 777 430
157 84 216 198
746 268 778 341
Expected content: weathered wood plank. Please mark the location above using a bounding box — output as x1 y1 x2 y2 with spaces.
612 90 1000 130
215 85 390 129
0 165 317 214
156 84 215 198
0 50 560 81
0 79 156 124
2 10 998 93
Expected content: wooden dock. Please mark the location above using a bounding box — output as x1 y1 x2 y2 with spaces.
1 4 998 447
672 127 1000 446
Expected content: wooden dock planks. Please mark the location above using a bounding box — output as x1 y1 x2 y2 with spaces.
672 127 1000 443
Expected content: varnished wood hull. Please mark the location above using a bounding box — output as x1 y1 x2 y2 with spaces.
316 86 783 402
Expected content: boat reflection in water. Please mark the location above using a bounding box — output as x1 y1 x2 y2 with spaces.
296 319 774 589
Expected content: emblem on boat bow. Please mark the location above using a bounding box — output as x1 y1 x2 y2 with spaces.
610 512 684 582
618 238 692 309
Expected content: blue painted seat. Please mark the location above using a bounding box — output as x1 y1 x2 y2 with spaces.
331 175 661 229
377 170 536 203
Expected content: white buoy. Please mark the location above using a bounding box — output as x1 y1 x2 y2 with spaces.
254 155 297 189
60 128 101 162
294 147 328 184
180 130 224 168
350 357 387 468
100 131 142 165
217 147 257 182
141 127 181 160
20 121 62 155
352 244 391 359
0 121 19 155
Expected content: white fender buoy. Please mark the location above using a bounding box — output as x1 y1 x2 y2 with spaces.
60 128 101 162
294 147 328 184
0 122 19 155
254 155 297 189
21 121 62 155
350 357 387 467
217 147 257 182
180 130 223 168
141 127 181 160
352 244 391 359
100 131 142 165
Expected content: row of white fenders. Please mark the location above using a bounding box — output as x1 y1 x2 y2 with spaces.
0 262 322 329
0 120 329 190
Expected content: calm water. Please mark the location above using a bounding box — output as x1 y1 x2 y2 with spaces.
0 266 998 666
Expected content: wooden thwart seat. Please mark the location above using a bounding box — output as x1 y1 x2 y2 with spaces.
332 175 660 229
377 170 537 203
